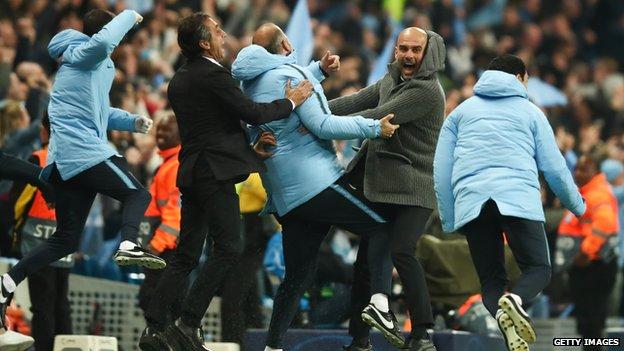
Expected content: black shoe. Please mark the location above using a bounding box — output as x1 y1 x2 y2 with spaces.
360 304 405 349
166 318 211 351
343 339 373 351
404 336 437 351
139 327 174 351
114 245 166 269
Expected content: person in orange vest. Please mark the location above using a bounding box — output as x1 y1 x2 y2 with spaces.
137 112 182 323
558 154 619 350
10 113 72 351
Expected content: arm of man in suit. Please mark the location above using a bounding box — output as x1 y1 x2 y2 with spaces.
328 79 381 116
67 10 140 68
433 111 458 233
205 69 311 125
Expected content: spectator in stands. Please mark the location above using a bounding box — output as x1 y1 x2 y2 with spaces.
10 113 73 351
559 154 619 350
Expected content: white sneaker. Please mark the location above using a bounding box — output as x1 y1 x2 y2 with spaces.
498 294 536 343
0 330 34 351
496 310 529 351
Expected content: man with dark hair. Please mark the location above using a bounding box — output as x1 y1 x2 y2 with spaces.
487 54 527 77
82 9 115 37
434 54 586 351
330 27 446 351
139 13 313 351
0 9 165 351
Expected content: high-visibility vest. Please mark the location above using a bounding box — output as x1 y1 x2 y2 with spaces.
557 173 618 267
14 148 73 268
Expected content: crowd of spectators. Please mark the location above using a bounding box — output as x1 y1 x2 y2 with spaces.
1 0 624 335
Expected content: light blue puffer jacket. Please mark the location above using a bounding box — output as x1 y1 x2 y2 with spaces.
434 70 585 232
232 45 381 216
45 10 139 180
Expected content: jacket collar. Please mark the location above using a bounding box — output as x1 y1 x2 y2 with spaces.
158 145 180 161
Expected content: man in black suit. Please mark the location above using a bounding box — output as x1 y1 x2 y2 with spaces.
139 12 313 351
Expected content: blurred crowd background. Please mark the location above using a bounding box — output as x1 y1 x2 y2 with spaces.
1 0 624 345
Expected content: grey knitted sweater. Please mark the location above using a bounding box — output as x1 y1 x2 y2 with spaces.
328 30 446 209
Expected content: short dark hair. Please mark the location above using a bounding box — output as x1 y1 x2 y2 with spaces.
83 9 115 37
41 110 50 134
487 54 527 76
177 12 212 59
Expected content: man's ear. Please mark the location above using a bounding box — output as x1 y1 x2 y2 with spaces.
199 39 211 51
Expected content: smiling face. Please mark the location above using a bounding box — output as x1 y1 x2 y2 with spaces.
394 28 428 79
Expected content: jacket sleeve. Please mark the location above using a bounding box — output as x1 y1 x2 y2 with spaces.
66 10 137 68
533 110 586 216
203 69 293 125
107 107 137 132
433 112 458 232
293 75 380 140
149 168 181 253
328 80 381 116
342 81 439 125
305 61 327 83
0 151 42 186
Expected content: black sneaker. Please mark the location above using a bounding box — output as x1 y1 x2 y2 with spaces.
498 294 536 343
343 339 373 351
166 318 211 351
360 304 405 349
404 335 437 351
139 327 174 351
114 245 166 269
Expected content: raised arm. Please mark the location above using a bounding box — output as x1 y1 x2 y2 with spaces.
65 10 138 68
533 110 585 216
108 107 137 132
328 80 381 116
433 112 458 232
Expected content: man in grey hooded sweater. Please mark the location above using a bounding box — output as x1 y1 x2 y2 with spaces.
329 27 446 351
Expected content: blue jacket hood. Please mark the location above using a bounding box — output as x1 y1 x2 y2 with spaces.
48 29 90 59
232 45 297 81
473 70 528 99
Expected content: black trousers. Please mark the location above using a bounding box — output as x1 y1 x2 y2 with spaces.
461 200 551 317
9 156 150 285
220 213 269 347
569 259 618 350
139 250 180 316
266 179 392 348
145 160 243 329
27 266 72 351
349 204 433 338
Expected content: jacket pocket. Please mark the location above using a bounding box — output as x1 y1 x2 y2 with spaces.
376 150 413 165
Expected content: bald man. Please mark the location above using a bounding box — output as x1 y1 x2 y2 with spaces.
329 28 446 351
231 23 402 351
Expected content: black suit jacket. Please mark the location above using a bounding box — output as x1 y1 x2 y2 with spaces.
168 57 292 187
